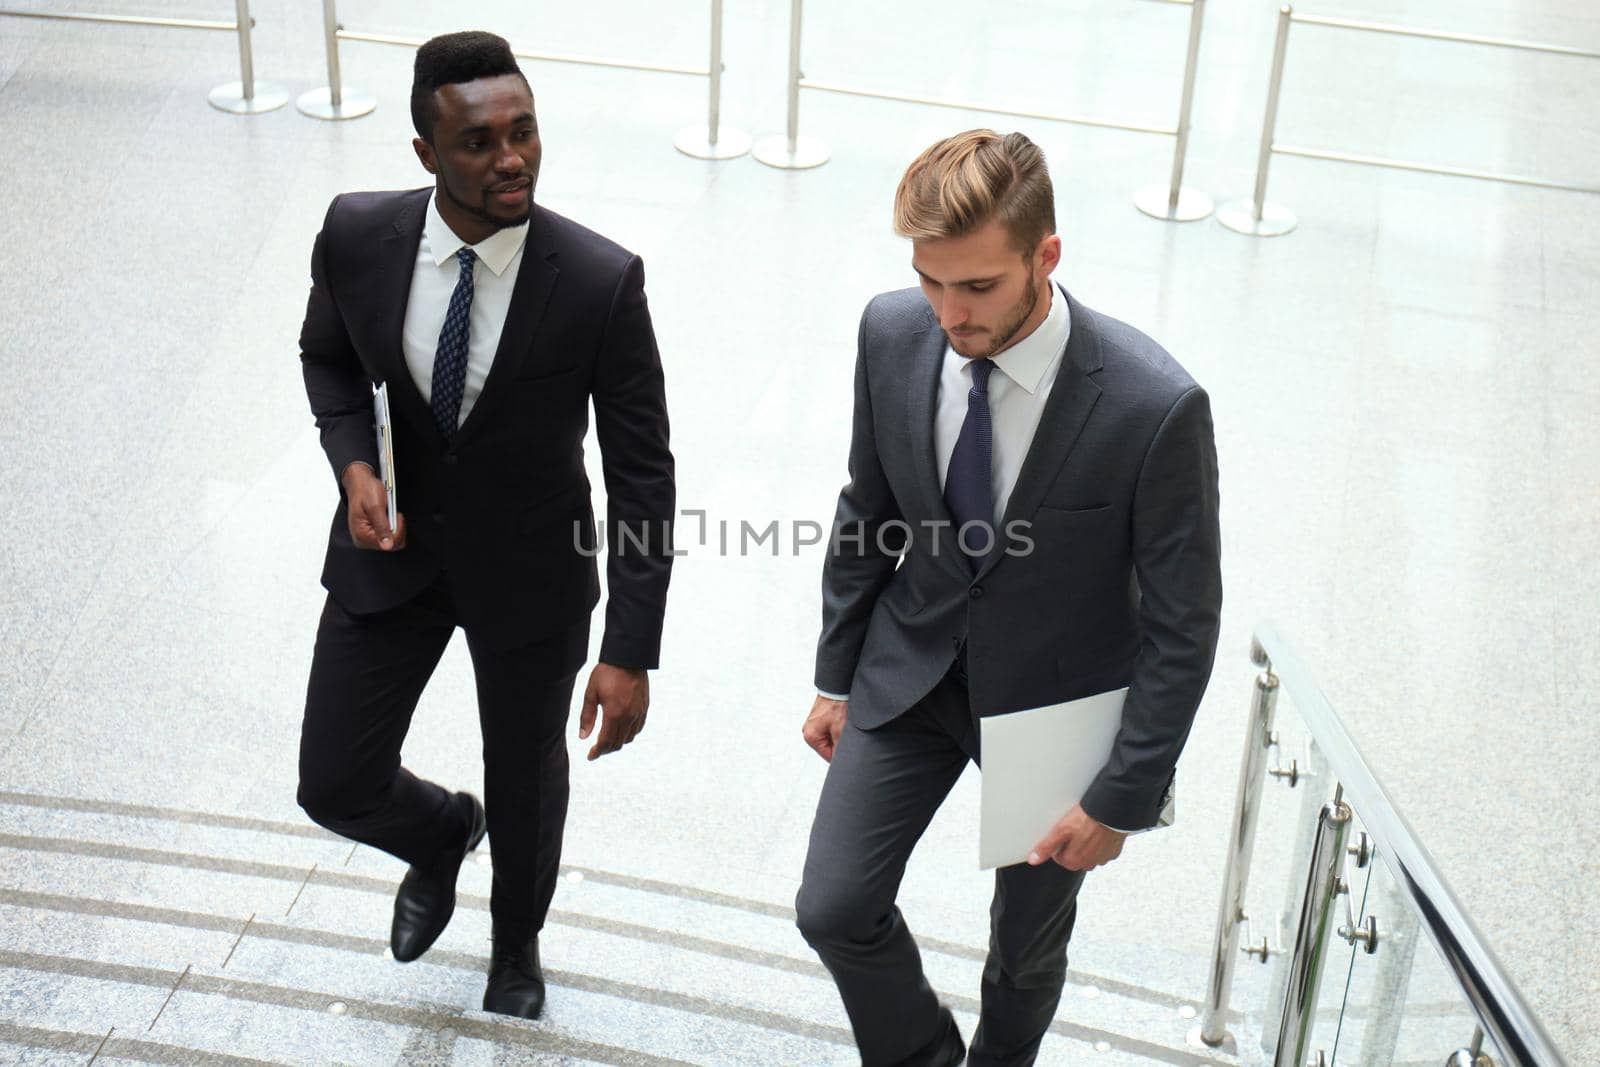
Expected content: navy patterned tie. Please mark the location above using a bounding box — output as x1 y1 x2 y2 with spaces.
944 357 995 569
430 247 477 437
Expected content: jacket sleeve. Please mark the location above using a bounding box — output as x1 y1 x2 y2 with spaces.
591 255 676 670
1081 385 1222 830
299 195 379 486
814 303 905 696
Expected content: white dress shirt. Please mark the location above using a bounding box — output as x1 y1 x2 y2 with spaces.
934 283 1071 524
401 192 530 428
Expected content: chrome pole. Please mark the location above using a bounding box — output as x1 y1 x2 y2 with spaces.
754 0 829 169
1168 0 1203 205
324 0 342 108
1197 642 1280 1048
298 0 376 120
1272 789 1353 1067
785 0 802 151
1219 5 1297 235
1135 0 1213 221
1252 5 1292 219
235 0 253 100
675 0 752 159
207 0 286 114
708 0 723 144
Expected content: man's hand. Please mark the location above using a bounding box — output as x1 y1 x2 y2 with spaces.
578 664 649 761
1027 804 1127 872
342 462 406 551
802 695 848 762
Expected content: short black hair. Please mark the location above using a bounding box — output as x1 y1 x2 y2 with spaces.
410 31 528 142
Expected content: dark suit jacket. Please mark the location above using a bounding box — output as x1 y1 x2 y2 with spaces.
299 188 675 666
816 286 1222 830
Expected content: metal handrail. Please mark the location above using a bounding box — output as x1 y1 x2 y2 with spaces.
1219 622 1568 1066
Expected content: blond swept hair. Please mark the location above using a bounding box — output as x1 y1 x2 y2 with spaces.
893 130 1055 254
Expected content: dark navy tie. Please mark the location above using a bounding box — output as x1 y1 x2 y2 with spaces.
430 247 477 437
944 357 995 568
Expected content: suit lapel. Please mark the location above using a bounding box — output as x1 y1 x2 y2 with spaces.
374 190 443 449
976 288 1104 581
454 205 560 444
905 319 969 576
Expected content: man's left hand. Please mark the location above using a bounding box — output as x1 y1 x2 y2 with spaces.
578 664 649 761
1027 804 1127 872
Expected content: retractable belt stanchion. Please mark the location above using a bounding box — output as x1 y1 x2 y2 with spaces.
1222 4 1600 235
755 0 1212 213
207 0 286 113
1134 0 1214 221
675 0 752 159
752 0 830 169
1219 5 1297 236
316 2 748 151
298 0 375 121
0 0 285 114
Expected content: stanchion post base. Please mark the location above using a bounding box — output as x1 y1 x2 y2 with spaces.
1218 199 1297 236
753 134 829 170
674 125 753 160
208 81 289 115
1187 1025 1236 1053
1134 184 1214 222
297 87 377 121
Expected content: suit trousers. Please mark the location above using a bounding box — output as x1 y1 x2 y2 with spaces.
796 670 1086 1067
297 570 588 933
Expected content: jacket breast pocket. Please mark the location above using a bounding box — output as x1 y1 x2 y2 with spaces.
1034 502 1112 517
1019 502 1116 549
513 367 584 397
515 364 583 385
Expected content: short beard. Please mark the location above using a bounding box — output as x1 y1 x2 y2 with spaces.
440 170 531 231
953 266 1038 359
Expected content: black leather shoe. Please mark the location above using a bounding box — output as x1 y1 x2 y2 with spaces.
389 792 486 963
482 926 545 1020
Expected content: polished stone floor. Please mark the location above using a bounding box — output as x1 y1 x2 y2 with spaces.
0 0 1596 1063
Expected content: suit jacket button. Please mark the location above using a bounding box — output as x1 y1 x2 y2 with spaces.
442 453 457 466
432 511 445 526
969 585 983 599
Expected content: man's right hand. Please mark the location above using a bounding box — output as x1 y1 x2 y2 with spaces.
802 695 848 762
341 462 407 551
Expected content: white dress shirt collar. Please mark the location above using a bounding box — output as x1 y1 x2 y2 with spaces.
986 282 1070 393
424 192 530 278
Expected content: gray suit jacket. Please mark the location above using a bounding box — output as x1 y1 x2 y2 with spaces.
815 285 1222 831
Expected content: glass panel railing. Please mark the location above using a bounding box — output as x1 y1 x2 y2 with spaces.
1196 623 1567 1067
1331 843 1512 1066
